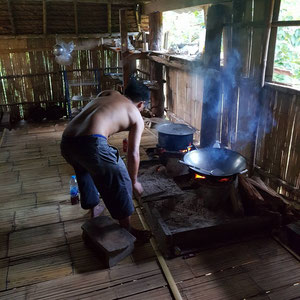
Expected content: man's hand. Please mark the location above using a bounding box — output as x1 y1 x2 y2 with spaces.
133 181 143 199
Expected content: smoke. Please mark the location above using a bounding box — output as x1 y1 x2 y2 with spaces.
217 49 276 151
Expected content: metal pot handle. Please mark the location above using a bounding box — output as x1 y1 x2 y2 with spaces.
178 160 211 174
240 169 248 174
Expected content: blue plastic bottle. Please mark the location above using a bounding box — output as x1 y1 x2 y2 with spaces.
70 175 79 205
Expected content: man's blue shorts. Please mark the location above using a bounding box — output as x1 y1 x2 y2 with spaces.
60 135 134 220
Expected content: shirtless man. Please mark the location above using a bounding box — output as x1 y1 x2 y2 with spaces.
60 78 150 241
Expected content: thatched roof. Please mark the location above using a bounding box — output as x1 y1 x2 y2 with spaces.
0 0 149 37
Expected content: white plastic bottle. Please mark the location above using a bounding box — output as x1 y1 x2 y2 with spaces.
70 175 79 205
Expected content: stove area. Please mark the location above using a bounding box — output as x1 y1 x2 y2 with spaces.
138 152 280 258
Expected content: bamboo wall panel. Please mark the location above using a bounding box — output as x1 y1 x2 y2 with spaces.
255 85 300 202
166 67 204 142
0 38 108 121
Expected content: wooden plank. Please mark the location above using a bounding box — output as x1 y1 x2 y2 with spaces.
0 193 36 211
19 166 59 181
178 271 263 300
0 258 9 291
15 205 60 230
22 176 62 194
0 210 14 234
7 245 72 289
7 0 15 35
0 235 8 259
59 203 90 222
8 223 66 257
5 260 161 299
43 0 47 35
12 158 49 171
73 0 78 35
107 3 111 34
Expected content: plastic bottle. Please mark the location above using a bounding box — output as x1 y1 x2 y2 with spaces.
70 175 79 205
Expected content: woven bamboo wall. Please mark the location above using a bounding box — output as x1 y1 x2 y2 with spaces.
0 38 104 121
0 1 138 35
255 85 300 203
139 0 299 203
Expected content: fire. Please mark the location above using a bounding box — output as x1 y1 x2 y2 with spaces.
180 145 193 153
218 178 230 182
194 174 206 179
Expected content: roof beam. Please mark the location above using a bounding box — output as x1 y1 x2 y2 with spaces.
0 32 138 39
43 0 47 35
74 0 78 35
7 0 15 35
24 0 148 3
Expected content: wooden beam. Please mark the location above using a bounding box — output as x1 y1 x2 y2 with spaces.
25 0 147 3
272 20 300 27
135 4 141 32
120 9 128 52
74 0 78 35
149 12 162 51
107 3 111 35
0 32 138 39
261 0 275 87
144 0 232 14
148 12 163 117
43 0 47 35
120 9 131 89
7 0 15 35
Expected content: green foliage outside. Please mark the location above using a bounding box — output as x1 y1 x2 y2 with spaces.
163 1 299 89
273 0 300 88
163 9 206 54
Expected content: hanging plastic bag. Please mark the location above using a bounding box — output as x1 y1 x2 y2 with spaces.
53 40 74 66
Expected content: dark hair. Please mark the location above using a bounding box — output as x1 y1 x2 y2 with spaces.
124 77 150 104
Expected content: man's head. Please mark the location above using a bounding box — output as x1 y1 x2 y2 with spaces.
124 77 150 111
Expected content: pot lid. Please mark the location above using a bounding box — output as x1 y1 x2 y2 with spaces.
156 123 195 135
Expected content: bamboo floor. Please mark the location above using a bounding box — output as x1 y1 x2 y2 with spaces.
0 121 299 300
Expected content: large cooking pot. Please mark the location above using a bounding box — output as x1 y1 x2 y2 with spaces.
156 123 195 151
181 148 247 176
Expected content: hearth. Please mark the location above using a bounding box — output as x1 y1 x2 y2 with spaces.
138 159 280 258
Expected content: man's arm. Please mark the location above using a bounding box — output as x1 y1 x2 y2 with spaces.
127 115 144 193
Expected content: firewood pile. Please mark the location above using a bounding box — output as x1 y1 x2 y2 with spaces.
238 175 300 225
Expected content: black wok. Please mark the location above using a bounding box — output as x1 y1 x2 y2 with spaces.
181 148 247 177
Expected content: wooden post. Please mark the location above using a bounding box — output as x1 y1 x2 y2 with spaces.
120 9 136 89
74 0 78 35
107 4 112 35
43 0 47 35
200 5 225 147
265 0 281 82
149 11 162 51
7 0 15 35
149 11 164 117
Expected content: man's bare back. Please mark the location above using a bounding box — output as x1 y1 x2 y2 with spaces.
63 90 143 139
61 83 151 243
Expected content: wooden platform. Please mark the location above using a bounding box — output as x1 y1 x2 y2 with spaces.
0 122 299 299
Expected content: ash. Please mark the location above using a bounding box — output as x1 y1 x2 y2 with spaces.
139 162 241 233
153 192 238 232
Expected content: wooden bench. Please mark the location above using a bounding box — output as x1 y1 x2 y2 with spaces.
0 111 11 130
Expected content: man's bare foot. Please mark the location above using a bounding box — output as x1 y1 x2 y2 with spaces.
128 227 152 244
90 203 105 218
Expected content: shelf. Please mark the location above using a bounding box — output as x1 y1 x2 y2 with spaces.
68 80 99 87
71 95 96 101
